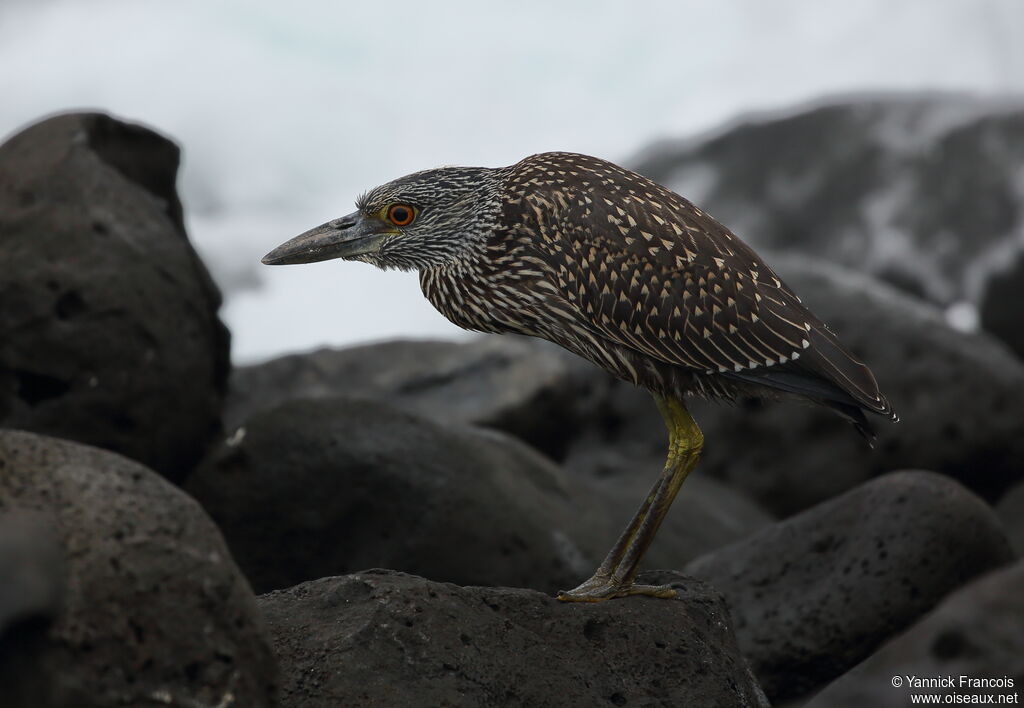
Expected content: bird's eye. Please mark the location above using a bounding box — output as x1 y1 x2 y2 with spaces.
385 204 416 227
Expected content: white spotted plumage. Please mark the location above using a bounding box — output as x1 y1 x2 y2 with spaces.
352 151 895 426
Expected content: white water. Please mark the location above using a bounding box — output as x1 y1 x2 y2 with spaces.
2 0 1022 362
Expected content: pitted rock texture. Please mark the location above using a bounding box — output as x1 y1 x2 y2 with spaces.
258 569 769 708
0 112 229 481
186 397 595 595
189 395 772 596
807 559 1024 708
0 430 277 708
670 471 1013 702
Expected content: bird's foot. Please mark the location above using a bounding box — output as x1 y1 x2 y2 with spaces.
556 573 678 603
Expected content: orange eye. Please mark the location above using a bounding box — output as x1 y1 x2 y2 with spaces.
386 204 416 227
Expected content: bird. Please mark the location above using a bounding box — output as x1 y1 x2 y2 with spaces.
262 151 896 602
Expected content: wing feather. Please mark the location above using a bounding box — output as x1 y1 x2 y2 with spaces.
506 152 893 419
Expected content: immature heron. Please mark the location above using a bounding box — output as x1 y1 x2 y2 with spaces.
263 152 895 602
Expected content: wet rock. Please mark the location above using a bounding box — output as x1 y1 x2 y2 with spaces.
632 94 1024 308
0 510 63 708
979 248 1024 362
0 430 277 707
664 471 1013 702
0 112 230 481
225 336 597 460
807 559 1024 708
570 257 1024 515
186 397 595 595
258 569 768 708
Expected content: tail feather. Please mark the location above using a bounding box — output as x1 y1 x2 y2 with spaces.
804 327 896 420
723 322 896 440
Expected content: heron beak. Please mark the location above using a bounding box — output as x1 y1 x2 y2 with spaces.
261 211 390 265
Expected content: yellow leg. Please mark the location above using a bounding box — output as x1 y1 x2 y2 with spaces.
557 395 704 602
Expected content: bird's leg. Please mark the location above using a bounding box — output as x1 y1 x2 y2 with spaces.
557 395 703 602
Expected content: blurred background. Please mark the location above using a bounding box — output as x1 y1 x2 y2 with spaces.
2 0 1023 363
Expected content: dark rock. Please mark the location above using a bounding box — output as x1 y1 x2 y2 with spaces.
568 257 1024 515
980 248 1024 361
995 480 1024 557
258 569 769 708
663 471 1013 702
225 336 597 460
0 430 277 707
189 395 771 596
0 112 230 481
807 559 1024 708
0 510 63 708
632 94 1024 308
186 397 595 595
567 443 776 571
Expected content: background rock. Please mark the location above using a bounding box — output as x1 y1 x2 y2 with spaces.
979 248 1024 362
0 430 276 708
189 396 772 596
0 510 63 708
566 443 776 572
995 480 1024 557
806 559 1024 708
670 471 1013 702
0 112 229 482
187 397 594 595
631 94 1024 309
258 569 768 708
225 336 599 460
563 257 1024 516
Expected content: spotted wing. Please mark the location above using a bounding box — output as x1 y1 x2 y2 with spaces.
521 158 812 375
507 152 892 418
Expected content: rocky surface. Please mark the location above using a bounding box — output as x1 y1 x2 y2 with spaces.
187 396 773 596
668 471 1013 702
0 430 277 708
995 480 1024 557
980 249 1024 362
806 559 1024 708
258 569 769 708
631 94 1024 309
0 510 63 708
562 256 1024 515
0 112 229 481
187 396 594 595
225 336 597 460
585 471 775 573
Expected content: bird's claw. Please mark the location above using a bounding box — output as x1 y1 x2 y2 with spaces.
556 574 678 603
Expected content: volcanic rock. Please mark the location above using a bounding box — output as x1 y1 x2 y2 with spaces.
258 569 769 708
670 471 1013 702
807 559 1024 707
0 430 276 707
225 336 598 460
0 112 230 481
186 397 595 595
